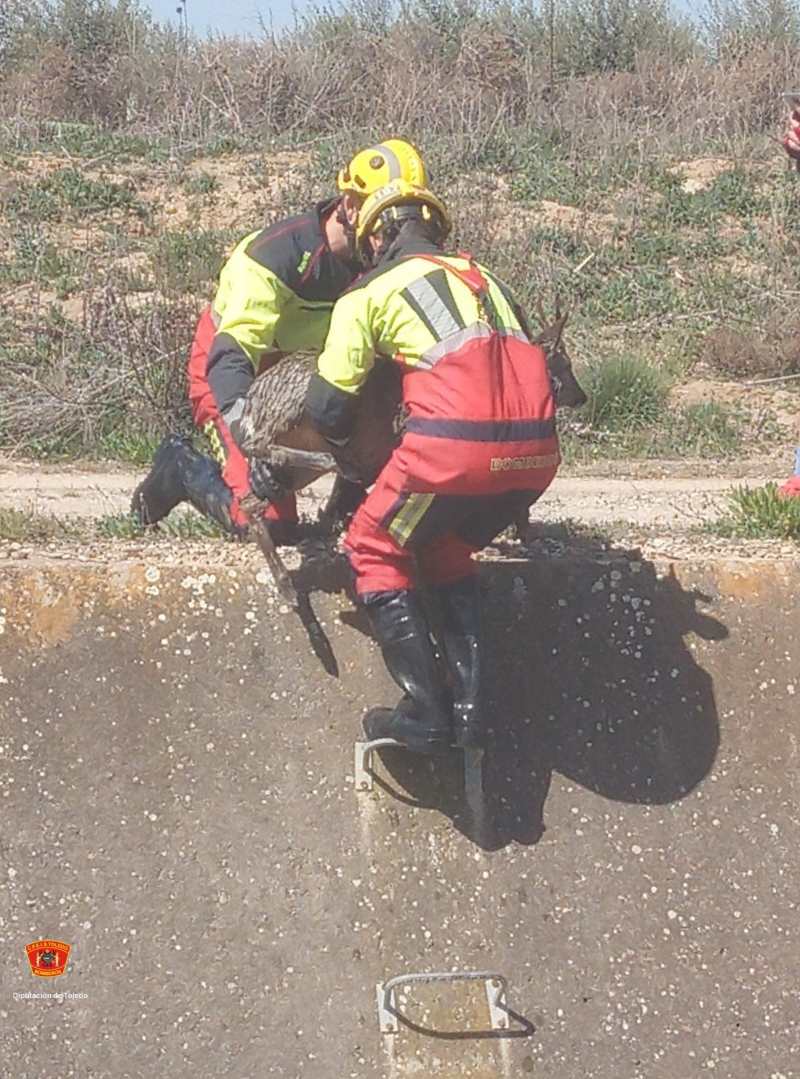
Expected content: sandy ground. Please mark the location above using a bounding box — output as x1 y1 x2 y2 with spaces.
0 456 783 530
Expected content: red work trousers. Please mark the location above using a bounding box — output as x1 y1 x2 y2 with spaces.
345 446 541 596
186 306 297 528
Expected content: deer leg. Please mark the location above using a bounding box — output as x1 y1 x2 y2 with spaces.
512 506 531 543
317 474 369 534
263 446 342 474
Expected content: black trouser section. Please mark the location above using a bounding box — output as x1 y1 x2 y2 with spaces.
402 489 541 552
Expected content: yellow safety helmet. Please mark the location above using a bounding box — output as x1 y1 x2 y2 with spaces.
355 179 452 249
337 139 428 198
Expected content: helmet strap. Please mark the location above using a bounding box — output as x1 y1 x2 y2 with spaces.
335 198 360 268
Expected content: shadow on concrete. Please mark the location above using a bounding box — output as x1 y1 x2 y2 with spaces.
354 529 727 852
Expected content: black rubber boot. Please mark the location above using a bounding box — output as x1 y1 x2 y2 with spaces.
131 434 191 526
435 576 484 749
131 434 243 536
362 590 452 754
180 450 245 536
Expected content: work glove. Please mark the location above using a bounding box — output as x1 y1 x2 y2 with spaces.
248 458 288 503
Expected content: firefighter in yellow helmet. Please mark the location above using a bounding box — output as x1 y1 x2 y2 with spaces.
304 179 585 752
131 140 428 538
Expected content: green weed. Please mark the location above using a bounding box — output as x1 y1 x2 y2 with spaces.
182 171 220 197
583 355 672 432
0 228 84 295
96 509 226 540
713 484 800 540
0 507 79 542
17 123 168 162
678 402 744 457
152 229 231 293
96 432 163 466
5 167 143 222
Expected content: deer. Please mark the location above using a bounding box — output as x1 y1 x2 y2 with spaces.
236 301 586 605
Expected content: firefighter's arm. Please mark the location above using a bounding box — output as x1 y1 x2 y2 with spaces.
304 290 377 444
206 258 292 436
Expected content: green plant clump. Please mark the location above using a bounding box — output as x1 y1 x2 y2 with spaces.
6 167 141 221
152 229 231 293
716 484 800 540
96 509 226 539
0 507 78 542
584 355 671 432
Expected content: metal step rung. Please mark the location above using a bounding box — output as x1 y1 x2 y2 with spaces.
354 738 403 792
376 969 510 1035
355 741 485 799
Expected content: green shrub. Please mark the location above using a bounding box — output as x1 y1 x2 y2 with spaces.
555 0 696 75
584 355 671 431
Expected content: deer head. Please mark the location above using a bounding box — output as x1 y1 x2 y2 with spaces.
533 298 587 409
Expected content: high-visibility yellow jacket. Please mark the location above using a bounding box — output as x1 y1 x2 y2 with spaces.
305 237 560 496
203 200 356 416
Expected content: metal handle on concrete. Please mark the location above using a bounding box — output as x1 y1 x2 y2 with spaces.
355 740 484 797
354 738 403 792
377 970 510 1034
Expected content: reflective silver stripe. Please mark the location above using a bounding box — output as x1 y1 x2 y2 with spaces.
210 304 222 328
405 276 462 343
417 324 530 370
376 142 402 180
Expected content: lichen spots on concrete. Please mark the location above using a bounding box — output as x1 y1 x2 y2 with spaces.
0 549 798 1076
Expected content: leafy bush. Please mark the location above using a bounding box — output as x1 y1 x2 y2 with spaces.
555 0 696 76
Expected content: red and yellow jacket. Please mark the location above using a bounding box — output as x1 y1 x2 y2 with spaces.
305 238 560 496
201 200 356 416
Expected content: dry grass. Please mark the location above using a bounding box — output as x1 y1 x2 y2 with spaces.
702 324 800 379
0 1 798 163
2 0 800 462
0 287 196 460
